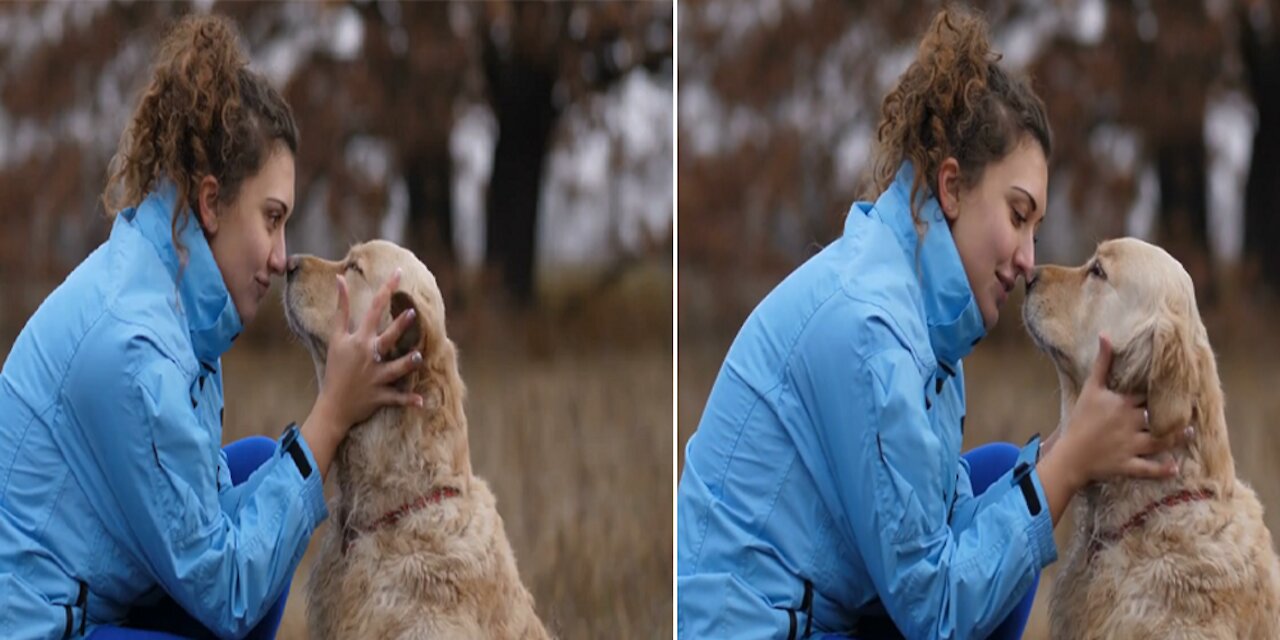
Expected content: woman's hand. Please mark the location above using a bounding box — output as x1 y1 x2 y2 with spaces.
316 268 424 429
1058 334 1184 485
1037 334 1189 526
300 269 423 479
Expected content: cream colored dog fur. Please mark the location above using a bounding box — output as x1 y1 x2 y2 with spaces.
284 240 550 640
1023 238 1280 638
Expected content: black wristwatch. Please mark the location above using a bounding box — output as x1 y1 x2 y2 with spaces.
1012 433 1043 516
281 422 313 479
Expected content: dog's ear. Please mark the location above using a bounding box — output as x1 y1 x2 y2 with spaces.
388 290 425 361
1143 313 1199 437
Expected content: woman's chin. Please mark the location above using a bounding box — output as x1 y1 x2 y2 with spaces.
233 297 257 326
981 302 999 331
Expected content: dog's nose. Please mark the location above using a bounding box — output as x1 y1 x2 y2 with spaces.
1026 268 1041 294
286 255 300 281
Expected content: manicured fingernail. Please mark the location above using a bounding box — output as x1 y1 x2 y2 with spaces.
415 395 425 407
406 309 416 320
395 268 402 279
1184 426 1195 440
411 351 422 364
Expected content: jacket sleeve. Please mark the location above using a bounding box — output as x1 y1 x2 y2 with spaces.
66 336 327 638
803 337 1056 639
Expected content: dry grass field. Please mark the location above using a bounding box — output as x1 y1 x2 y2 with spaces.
243 273 673 640
232 343 672 640
678 288 1280 639
0 261 674 640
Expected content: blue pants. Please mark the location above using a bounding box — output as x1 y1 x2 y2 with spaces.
822 442 1038 640
88 436 291 640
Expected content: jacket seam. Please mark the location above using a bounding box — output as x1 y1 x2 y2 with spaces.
0 412 35 504
0 298 112 497
840 294 934 377
692 283 845 574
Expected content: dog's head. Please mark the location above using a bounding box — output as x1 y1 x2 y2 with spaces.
283 239 448 401
284 239 471 489
1022 238 1204 439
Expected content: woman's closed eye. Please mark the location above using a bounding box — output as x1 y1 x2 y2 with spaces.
266 209 285 232
1012 207 1039 245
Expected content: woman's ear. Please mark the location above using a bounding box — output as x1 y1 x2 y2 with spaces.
937 157 962 222
197 175 220 235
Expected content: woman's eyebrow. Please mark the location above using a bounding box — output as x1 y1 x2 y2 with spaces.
1010 186 1038 213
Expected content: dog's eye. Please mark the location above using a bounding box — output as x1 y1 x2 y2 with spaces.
1088 260 1107 280
346 261 363 276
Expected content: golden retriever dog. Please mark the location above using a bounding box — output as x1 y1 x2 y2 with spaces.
1023 238 1280 639
283 240 550 640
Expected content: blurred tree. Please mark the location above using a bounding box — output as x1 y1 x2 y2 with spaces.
249 0 467 295
0 0 673 339
679 0 1270 332
1240 0 1280 293
678 0 938 321
0 1 180 336
1033 0 1225 298
476 1 672 306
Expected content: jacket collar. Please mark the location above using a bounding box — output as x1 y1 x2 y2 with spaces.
848 163 986 371
118 181 242 368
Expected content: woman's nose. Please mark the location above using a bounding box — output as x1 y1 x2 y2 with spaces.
268 237 288 275
1013 236 1035 281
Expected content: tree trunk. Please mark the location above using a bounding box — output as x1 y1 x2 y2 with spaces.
1155 138 1214 302
484 59 557 306
1242 8 1280 294
405 150 456 298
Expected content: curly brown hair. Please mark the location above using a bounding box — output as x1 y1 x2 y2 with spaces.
102 13 298 265
869 4 1051 233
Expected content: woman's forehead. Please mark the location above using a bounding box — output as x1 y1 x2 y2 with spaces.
986 142 1047 203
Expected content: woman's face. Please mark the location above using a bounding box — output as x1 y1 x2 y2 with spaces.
200 145 296 325
940 138 1048 330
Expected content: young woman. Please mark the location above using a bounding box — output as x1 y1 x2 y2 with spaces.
0 15 422 639
677 6 1188 639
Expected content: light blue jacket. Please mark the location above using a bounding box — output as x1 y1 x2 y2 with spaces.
677 165 1057 639
0 184 327 639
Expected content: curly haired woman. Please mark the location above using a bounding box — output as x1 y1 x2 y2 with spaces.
677 6 1189 639
0 15 422 640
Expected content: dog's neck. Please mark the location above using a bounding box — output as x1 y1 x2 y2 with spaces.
1059 349 1236 533
333 350 473 528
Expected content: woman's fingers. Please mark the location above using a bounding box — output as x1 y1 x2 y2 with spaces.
374 307 417 357
1134 431 1165 456
1088 333 1114 388
378 349 423 384
1122 456 1179 479
331 274 351 337
380 388 425 408
1149 425 1195 452
360 268 402 336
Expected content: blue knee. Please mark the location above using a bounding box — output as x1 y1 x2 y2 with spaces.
223 435 277 486
963 441 1020 496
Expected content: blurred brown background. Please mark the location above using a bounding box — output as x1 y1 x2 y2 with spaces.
678 0 1280 637
0 1 673 638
